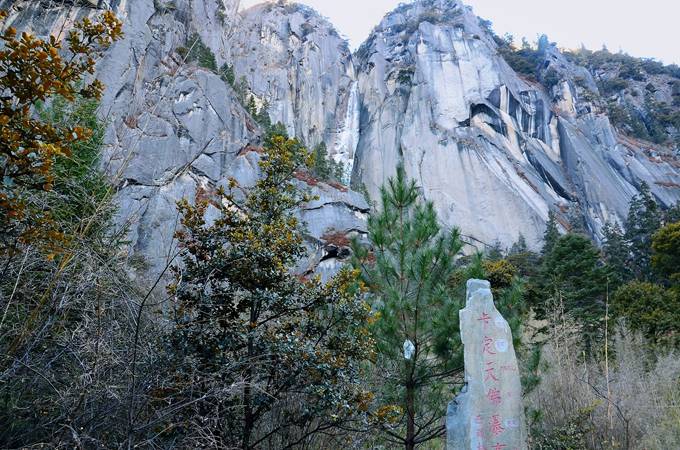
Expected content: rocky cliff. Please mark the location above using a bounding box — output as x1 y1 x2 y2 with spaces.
1 0 678 277
0 0 367 280
352 0 679 249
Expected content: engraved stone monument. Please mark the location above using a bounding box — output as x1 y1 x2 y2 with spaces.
446 279 528 450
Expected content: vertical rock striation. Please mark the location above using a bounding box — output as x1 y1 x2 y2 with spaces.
353 0 680 249
230 2 359 176
1 0 678 275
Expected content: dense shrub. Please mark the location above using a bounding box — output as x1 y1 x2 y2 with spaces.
219 62 235 86
177 33 217 71
600 77 629 94
542 68 561 90
612 281 680 346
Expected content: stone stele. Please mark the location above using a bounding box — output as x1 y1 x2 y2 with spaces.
447 279 528 450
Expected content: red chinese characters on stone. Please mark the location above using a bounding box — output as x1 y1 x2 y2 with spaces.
487 388 502 406
492 443 507 450
489 414 505 436
482 336 496 355
477 312 491 326
485 361 499 382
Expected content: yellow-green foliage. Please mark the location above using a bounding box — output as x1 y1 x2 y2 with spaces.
167 135 374 447
652 221 680 284
482 258 518 291
612 281 680 346
0 10 122 253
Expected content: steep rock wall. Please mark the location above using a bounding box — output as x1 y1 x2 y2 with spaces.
2 0 678 266
230 2 359 175
0 0 367 280
352 0 680 249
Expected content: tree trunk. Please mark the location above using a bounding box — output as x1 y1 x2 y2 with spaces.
405 381 415 450
243 309 257 449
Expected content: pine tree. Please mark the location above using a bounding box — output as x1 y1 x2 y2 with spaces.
541 210 560 255
219 63 236 86
234 76 250 104
310 141 346 183
536 233 608 348
246 95 258 118
664 202 680 223
625 182 662 280
509 234 528 255
352 165 463 450
255 99 271 128
168 135 374 448
486 240 505 260
602 221 631 283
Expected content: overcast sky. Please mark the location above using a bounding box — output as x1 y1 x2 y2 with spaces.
239 0 680 65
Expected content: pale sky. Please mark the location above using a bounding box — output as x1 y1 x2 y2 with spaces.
239 0 680 65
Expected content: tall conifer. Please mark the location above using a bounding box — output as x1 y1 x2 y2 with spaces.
353 165 463 449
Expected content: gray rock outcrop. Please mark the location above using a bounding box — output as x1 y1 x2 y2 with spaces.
0 0 366 281
1 0 678 277
353 0 680 249
447 279 527 450
230 2 359 176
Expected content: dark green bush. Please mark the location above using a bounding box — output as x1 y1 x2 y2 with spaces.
600 78 629 94
178 33 217 72
542 68 561 90
219 63 235 86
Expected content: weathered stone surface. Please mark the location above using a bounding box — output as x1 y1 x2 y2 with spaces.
447 279 527 450
353 0 680 250
230 1 359 176
0 0 366 282
2 0 678 278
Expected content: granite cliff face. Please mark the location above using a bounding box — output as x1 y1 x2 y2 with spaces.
229 2 359 175
352 0 679 249
0 0 366 279
1 0 678 277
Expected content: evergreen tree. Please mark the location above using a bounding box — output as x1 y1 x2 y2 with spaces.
352 165 463 450
254 99 271 128
264 121 289 144
612 281 680 346
665 202 680 223
509 234 528 255
0 10 122 254
486 240 505 260
625 183 662 280
602 221 631 283
168 135 373 448
567 204 587 234
219 63 236 86
537 34 551 53
651 222 680 285
536 234 608 347
234 76 250 104
310 141 346 183
181 33 217 71
541 211 561 255
246 95 258 118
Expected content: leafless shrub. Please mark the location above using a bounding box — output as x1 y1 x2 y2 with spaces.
526 316 680 450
